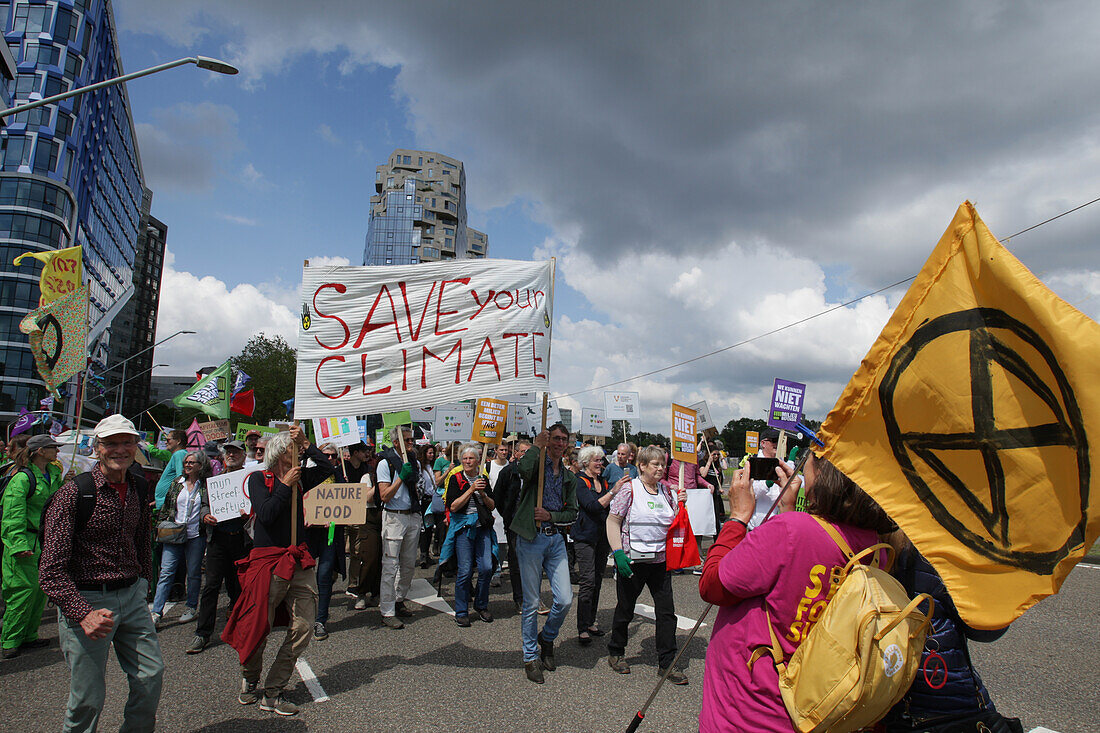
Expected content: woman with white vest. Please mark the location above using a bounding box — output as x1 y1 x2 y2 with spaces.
605 445 689 684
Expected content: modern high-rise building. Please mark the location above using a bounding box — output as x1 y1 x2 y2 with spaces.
105 185 166 417
0 0 147 424
363 148 489 265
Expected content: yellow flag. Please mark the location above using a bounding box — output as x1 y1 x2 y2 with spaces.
12 244 83 306
818 202 1100 629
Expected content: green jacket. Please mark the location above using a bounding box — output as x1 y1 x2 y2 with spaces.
1 462 63 555
509 447 578 542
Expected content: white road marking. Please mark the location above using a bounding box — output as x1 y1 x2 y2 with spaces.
405 578 455 615
295 658 329 703
1029 728 1062 733
635 603 706 631
1075 562 1099 570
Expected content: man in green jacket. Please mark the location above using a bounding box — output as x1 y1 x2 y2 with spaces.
1 433 64 658
145 428 187 509
511 423 578 684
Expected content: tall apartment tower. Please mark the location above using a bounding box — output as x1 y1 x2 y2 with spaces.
0 0 147 423
363 148 488 265
105 186 166 417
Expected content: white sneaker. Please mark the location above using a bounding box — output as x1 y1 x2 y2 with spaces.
150 612 162 627
179 607 197 623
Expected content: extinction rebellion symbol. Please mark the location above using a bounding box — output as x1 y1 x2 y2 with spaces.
878 308 1089 575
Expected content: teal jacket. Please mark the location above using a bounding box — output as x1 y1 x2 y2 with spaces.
1 462 63 556
147 445 187 509
509 447 577 541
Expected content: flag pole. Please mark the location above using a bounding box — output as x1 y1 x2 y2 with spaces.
535 393 548 528
66 365 90 480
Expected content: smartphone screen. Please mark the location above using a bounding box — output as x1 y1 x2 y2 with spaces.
749 456 780 481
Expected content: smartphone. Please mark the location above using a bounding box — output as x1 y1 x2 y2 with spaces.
748 456 780 481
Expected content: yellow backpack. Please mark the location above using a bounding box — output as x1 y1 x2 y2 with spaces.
749 516 934 733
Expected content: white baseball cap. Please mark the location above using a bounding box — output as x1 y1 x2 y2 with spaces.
93 414 140 440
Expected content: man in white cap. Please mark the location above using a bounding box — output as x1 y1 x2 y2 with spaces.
39 414 163 732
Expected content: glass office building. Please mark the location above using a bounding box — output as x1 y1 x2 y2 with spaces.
0 0 146 423
363 148 488 265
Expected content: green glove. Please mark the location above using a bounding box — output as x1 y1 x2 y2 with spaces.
612 549 633 579
398 462 416 482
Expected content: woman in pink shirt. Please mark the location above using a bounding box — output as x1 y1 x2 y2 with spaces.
698 453 894 733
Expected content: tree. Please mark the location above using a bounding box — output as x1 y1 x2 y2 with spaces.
232 333 296 425
720 417 769 460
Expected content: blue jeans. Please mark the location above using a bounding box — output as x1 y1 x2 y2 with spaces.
152 535 205 614
454 525 493 617
515 532 573 662
315 539 337 625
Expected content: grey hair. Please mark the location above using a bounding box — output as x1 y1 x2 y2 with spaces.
616 443 629 451
459 442 481 460
184 449 213 479
389 425 413 446
578 445 606 468
265 432 296 470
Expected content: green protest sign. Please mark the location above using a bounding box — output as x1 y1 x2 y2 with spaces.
234 423 279 441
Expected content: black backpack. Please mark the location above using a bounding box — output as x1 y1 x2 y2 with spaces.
42 468 152 533
0 466 36 528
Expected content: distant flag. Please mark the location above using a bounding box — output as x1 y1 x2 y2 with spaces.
49 419 65 436
232 369 251 396
173 360 232 419
10 409 35 438
230 388 255 418
19 286 89 391
40 395 54 411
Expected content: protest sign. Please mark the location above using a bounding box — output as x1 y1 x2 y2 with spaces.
472 398 508 443
685 488 717 536
604 391 640 419
689 400 716 431
507 403 529 434
580 407 611 437
234 423 279 442
375 428 386 447
303 483 367 525
768 378 806 431
313 416 361 447
294 258 554 418
745 430 760 455
198 419 231 442
670 404 697 463
498 391 537 404
436 404 475 441
412 405 436 423
819 202 1100 628
205 467 260 522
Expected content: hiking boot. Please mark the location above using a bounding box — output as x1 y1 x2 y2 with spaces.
525 660 545 684
538 633 556 671
476 609 493 623
659 667 689 685
382 615 405 629
608 655 631 674
260 693 299 716
313 622 328 641
186 635 207 654
179 607 197 623
394 601 413 618
238 679 261 705
455 614 471 627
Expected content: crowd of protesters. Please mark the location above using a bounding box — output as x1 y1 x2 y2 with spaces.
0 414 1020 731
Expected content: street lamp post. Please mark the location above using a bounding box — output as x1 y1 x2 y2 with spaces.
1 56 239 120
102 329 195 414
112 362 169 410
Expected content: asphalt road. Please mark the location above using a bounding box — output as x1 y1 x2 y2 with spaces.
2 562 1096 732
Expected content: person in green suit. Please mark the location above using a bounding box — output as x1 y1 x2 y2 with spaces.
1 433 64 658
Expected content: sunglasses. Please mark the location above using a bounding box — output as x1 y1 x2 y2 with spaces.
323 452 338 459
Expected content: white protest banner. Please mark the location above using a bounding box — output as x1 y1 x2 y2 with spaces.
604 391 640 419
580 407 612 437
689 400 716 432
436 404 475 441
295 259 554 418
206 467 262 522
685 489 717 536
498 391 537 404
312 416 361 447
412 405 436 423
507 403 529 434
545 399 562 427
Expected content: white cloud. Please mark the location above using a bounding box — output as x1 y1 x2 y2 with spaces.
240 162 265 185
217 213 258 226
316 124 342 145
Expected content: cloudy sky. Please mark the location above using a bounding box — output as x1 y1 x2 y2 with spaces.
115 1 1100 433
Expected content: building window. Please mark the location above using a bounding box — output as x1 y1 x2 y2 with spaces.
418 157 423 165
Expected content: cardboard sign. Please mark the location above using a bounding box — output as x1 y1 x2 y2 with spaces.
235 423 279 442
472 397 508 443
205 467 261 522
303 483 368 525
295 259 554 418
685 488 717 536
745 430 760 455
312 416 362 447
580 407 612 437
436 404 475 441
670 403 698 464
768 378 806 431
604 391 640 419
689 400 716 431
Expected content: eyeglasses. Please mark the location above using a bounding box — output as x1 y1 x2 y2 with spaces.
323 452 338 459
254 448 266 455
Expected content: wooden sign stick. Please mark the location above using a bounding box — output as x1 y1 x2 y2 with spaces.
536 393 548 527
290 422 300 547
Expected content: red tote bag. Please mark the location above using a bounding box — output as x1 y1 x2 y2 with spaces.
665 504 700 570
